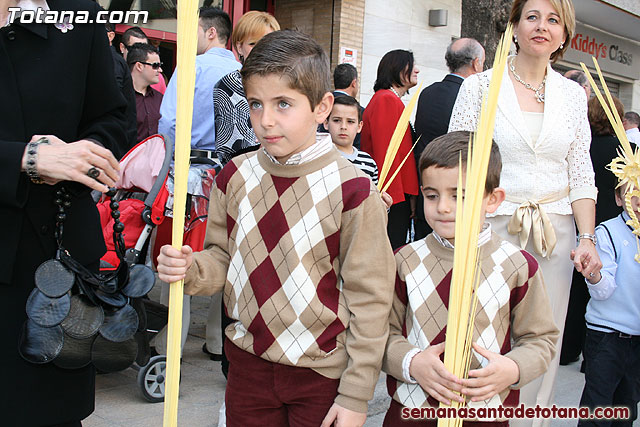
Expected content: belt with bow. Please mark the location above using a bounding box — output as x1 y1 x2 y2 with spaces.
506 188 569 258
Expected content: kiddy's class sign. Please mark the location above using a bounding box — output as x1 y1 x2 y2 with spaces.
564 24 640 80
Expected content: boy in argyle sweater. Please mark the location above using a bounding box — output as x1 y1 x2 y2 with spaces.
382 131 559 426
157 30 395 427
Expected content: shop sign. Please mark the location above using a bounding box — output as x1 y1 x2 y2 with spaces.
340 47 358 65
564 23 639 80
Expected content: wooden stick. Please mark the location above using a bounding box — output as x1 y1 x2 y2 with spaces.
163 1 199 426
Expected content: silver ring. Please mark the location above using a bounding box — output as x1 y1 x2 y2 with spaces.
87 167 100 179
589 272 595 278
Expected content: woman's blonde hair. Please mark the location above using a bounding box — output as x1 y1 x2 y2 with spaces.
509 0 576 63
231 11 280 50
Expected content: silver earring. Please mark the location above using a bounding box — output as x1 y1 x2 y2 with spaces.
560 42 564 49
514 34 518 44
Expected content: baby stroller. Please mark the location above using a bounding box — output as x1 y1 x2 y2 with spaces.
97 135 221 403
95 134 174 402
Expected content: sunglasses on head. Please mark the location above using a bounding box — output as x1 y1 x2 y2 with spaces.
139 61 163 70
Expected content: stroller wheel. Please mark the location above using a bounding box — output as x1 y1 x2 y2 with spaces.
137 355 167 403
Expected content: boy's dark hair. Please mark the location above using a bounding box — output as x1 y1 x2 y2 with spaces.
373 49 414 92
615 181 627 198
122 26 148 46
330 95 362 122
127 43 159 70
241 30 331 110
419 131 502 194
334 63 357 91
199 7 232 45
104 22 115 33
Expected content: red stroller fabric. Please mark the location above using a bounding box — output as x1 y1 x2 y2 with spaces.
97 198 146 269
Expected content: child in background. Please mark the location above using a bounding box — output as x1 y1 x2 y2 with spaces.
324 95 393 208
383 131 558 426
156 30 395 427
324 95 378 185
577 182 640 427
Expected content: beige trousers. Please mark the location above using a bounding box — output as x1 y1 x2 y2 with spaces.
488 214 576 427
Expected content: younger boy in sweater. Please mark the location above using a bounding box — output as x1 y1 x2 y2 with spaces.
577 182 640 427
382 131 558 426
157 30 395 427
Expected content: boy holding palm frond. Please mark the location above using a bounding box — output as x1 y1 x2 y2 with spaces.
382 131 558 426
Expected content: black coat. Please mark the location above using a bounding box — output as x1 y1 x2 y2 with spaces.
0 1 126 424
111 45 138 152
414 74 464 161
590 133 623 225
413 74 463 237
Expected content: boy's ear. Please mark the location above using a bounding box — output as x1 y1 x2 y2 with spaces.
323 119 330 132
485 187 506 214
357 120 363 134
314 92 334 124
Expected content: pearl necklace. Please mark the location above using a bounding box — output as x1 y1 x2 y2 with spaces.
509 57 546 103
389 87 402 98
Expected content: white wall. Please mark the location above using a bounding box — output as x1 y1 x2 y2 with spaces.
631 81 640 114
360 0 462 108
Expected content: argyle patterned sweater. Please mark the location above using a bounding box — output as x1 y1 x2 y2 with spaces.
383 233 559 415
184 147 395 412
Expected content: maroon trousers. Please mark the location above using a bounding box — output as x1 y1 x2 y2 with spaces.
224 338 340 427
384 399 509 427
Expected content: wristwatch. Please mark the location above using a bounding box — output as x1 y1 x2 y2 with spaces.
577 233 597 245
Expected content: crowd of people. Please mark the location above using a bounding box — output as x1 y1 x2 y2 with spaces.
1 0 639 426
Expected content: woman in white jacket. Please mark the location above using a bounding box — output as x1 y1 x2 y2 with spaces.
449 1 600 425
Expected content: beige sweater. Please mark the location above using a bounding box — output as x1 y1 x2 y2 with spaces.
384 233 559 414
183 148 395 413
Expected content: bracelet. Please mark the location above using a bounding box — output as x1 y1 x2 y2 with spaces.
24 137 50 184
577 233 597 246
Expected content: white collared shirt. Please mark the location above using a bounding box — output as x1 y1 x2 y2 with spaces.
263 133 334 166
432 222 492 249
626 127 640 147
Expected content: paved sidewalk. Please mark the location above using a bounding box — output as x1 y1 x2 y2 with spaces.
85 293 638 427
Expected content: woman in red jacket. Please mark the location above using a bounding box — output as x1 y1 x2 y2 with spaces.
361 50 420 249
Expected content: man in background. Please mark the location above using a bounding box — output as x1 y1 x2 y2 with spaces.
413 37 485 240
128 43 163 142
564 69 591 99
119 26 148 61
319 63 364 149
158 7 240 152
623 111 640 146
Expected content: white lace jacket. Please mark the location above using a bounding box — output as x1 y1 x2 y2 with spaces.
449 60 597 216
